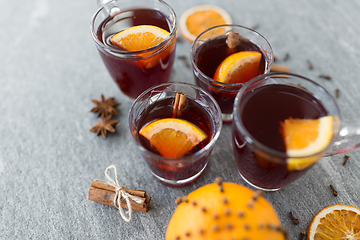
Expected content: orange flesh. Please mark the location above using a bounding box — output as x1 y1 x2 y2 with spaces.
213 51 262 84
314 210 360 239
112 32 165 51
280 118 320 150
222 59 261 83
150 128 196 159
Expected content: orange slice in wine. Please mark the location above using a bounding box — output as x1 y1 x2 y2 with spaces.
111 25 169 51
139 118 207 159
280 116 333 170
111 25 173 68
213 51 262 84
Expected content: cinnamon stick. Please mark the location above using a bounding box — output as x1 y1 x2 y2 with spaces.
172 92 187 118
270 64 290 73
226 31 240 55
88 188 151 212
88 180 151 212
91 179 146 198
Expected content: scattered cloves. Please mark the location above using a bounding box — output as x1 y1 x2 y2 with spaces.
335 88 340 98
250 24 259 30
342 155 349 166
330 184 338 196
300 230 306 240
177 55 190 68
289 211 300 225
307 60 313 70
283 53 290 61
319 74 331 80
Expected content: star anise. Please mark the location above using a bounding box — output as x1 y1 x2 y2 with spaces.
90 94 120 117
90 115 119 138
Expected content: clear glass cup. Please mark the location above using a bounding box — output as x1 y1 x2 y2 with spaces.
190 24 274 123
128 82 222 187
90 0 177 101
232 72 360 191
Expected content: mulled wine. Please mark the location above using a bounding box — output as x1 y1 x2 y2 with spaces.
232 83 329 190
194 35 267 114
91 2 177 100
128 82 222 187
136 97 213 187
191 25 273 122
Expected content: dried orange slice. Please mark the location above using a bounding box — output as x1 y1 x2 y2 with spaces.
308 204 360 240
280 116 333 171
213 51 262 84
179 4 232 42
111 25 169 51
139 118 207 159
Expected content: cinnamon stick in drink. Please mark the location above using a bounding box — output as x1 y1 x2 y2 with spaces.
172 92 187 118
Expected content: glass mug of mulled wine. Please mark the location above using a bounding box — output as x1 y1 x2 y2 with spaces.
232 72 360 191
128 82 222 187
190 24 274 123
90 0 177 101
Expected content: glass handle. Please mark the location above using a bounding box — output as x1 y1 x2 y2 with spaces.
326 119 360 156
97 0 112 7
97 0 120 16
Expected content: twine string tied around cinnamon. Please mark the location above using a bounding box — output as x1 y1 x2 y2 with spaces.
104 165 144 222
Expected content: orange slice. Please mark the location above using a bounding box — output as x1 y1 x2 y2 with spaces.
213 51 262 84
280 116 333 171
111 25 174 69
139 118 207 159
111 25 169 51
308 204 360 240
179 4 232 42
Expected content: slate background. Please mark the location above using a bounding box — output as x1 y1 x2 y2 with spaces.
1 0 360 239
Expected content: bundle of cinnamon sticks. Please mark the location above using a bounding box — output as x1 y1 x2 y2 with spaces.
88 179 151 213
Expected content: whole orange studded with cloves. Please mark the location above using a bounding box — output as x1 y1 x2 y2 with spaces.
165 178 288 240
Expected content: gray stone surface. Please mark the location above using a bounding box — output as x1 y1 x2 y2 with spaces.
1 0 360 239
